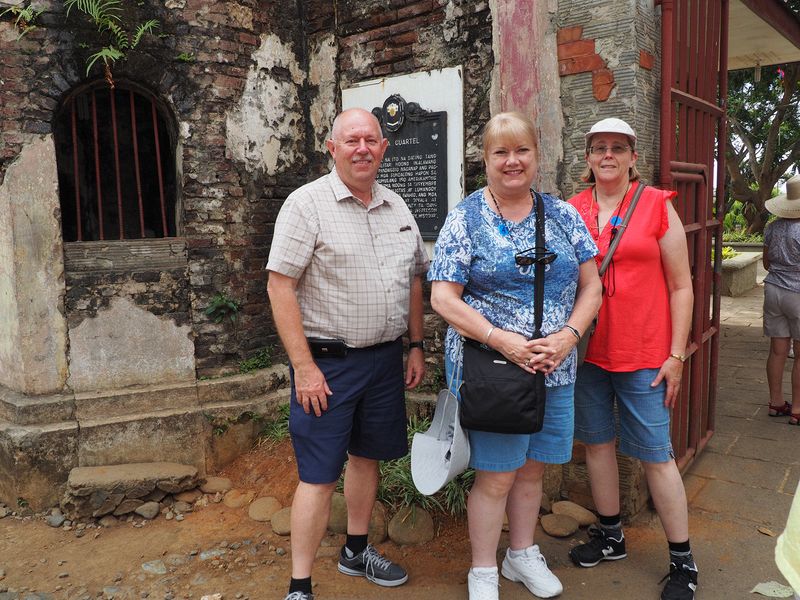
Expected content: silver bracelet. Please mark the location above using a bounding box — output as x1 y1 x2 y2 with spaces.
485 326 496 344
563 324 581 341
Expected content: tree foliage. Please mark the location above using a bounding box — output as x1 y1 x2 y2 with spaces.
725 4 800 233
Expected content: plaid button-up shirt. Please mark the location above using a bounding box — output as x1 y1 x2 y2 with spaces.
266 169 429 348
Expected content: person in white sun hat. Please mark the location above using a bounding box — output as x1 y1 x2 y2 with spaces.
762 173 800 425
568 117 696 600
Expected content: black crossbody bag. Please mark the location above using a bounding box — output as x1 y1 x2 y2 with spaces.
459 192 547 434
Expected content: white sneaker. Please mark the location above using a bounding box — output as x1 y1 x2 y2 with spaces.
501 545 563 598
468 567 499 600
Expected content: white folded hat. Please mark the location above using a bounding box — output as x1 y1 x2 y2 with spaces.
411 388 470 496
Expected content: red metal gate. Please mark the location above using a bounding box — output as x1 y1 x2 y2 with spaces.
659 0 729 469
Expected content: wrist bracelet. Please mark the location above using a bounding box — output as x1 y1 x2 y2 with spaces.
563 324 581 341
485 326 496 345
669 353 686 363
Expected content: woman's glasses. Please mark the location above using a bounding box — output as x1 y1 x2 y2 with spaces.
514 246 557 267
589 145 631 156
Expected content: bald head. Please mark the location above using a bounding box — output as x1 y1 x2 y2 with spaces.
330 108 383 142
325 108 389 202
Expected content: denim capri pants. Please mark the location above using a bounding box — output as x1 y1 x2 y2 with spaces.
574 362 674 463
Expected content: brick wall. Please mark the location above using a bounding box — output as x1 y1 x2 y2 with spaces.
0 0 497 384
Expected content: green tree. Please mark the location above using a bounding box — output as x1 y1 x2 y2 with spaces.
725 1 800 233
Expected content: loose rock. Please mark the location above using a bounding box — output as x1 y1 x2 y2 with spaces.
368 502 388 543
134 502 161 520
113 499 144 516
387 506 435 545
201 477 232 494
248 497 282 522
271 507 291 535
223 490 255 509
551 501 596 527
141 560 167 575
540 513 579 537
174 489 202 503
46 514 66 528
98 515 120 528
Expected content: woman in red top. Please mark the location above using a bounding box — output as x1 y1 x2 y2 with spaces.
567 118 696 600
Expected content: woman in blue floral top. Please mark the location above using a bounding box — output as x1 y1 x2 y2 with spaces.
429 112 601 600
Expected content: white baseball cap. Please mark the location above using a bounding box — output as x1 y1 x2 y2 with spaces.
585 117 637 148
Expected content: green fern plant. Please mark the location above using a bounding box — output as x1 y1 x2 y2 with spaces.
64 0 159 84
0 4 43 39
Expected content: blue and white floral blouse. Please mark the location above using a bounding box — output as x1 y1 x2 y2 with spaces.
428 189 597 387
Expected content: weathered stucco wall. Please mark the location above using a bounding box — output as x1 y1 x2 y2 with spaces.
558 0 662 198
68 297 195 392
0 135 68 395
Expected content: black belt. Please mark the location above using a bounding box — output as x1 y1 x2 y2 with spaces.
306 336 400 358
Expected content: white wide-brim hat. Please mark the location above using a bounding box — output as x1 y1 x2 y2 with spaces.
584 117 637 150
411 388 470 496
766 175 800 219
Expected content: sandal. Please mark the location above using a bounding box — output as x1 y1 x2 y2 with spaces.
790 414 800 426
768 402 793 417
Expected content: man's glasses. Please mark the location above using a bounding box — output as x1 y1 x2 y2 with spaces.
514 246 557 267
589 145 631 156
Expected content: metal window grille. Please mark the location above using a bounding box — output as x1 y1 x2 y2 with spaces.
55 83 176 242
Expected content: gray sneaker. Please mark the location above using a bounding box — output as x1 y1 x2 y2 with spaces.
283 593 314 600
337 543 408 587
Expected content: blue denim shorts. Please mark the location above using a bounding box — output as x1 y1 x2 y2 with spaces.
289 339 408 484
574 362 674 463
445 355 575 472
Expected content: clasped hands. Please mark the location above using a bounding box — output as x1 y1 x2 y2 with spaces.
494 329 577 375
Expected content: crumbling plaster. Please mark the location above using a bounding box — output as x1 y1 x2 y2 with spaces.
225 33 306 175
67 296 195 392
0 135 68 395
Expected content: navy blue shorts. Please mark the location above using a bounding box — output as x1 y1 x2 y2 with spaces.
289 338 408 484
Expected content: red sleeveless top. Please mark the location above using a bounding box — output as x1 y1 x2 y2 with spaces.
569 182 675 371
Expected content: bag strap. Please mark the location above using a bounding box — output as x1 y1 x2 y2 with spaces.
597 181 647 276
533 191 545 339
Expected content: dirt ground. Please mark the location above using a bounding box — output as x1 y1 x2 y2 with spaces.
0 437 773 600
0 439 476 600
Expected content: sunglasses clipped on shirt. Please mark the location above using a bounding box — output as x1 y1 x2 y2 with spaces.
589 145 631 156
514 246 558 267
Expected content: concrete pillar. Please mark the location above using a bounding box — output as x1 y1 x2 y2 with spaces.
0 135 68 395
490 0 564 194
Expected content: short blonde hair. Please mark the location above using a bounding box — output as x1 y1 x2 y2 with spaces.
581 134 641 183
483 112 539 159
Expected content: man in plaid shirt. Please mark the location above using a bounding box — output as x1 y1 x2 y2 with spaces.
267 108 429 600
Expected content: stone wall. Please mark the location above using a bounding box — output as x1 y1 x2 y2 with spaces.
557 0 662 198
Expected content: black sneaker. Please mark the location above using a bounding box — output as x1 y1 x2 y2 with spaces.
337 543 408 587
660 558 698 600
569 524 627 567
283 593 314 600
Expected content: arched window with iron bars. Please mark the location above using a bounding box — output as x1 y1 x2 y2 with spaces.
54 82 178 242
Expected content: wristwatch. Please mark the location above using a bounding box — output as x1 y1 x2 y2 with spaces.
669 353 686 363
408 340 425 352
